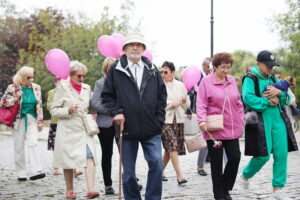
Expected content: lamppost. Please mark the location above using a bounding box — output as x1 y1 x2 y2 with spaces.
210 0 214 58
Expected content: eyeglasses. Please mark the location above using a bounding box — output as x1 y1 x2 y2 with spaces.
160 71 169 75
75 74 85 79
27 76 34 80
219 66 232 70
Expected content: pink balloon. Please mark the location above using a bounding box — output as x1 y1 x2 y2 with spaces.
181 65 201 90
97 35 118 58
143 49 153 61
45 49 70 79
112 33 125 57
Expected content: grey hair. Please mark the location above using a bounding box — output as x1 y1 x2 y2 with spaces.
70 60 88 75
202 57 211 66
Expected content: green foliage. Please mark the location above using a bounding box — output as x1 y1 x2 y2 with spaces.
271 0 300 103
1 0 135 119
231 50 256 77
230 50 256 91
0 0 28 94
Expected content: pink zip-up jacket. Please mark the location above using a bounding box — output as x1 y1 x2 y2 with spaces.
196 73 244 140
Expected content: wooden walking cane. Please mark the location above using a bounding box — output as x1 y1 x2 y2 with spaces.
119 121 124 200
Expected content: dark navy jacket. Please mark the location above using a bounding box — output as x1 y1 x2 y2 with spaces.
101 55 167 138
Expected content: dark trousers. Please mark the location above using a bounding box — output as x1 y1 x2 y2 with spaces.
97 126 116 187
207 139 241 199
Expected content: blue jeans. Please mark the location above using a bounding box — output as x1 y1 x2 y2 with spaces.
120 134 162 200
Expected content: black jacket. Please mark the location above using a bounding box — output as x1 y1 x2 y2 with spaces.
101 55 167 138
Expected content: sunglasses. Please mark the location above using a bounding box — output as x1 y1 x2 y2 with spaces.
27 76 34 80
75 74 85 79
160 71 169 75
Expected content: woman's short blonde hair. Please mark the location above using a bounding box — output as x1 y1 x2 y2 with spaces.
13 66 34 85
70 60 88 75
102 57 116 76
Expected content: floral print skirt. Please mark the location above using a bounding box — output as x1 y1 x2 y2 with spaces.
47 123 57 150
162 118 186 155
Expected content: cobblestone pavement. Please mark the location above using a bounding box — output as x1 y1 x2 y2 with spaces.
0 128 300 200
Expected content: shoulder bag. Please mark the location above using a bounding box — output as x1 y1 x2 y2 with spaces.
206 86 228 131
0 84 21 127
185 133 207 153
184 114 200 135
0 103 20 127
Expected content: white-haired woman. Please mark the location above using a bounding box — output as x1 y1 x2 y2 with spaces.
50 61 99 199
0 66 45 181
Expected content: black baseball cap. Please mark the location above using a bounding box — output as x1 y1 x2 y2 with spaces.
256 50 280 67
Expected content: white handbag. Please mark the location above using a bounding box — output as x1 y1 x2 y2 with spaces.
206 86 227 132
185 134 207 153
83 113 100 136
184 114 200 135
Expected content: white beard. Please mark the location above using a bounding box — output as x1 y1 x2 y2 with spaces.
126 52 142 59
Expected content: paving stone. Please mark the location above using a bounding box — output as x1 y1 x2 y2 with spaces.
0 130 300 200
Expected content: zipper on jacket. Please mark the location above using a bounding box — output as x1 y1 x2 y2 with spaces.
140 71 155 99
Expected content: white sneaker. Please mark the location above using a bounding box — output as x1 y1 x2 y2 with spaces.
236 173 250 197
272 190 292 200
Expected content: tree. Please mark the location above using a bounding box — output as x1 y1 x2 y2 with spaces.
0 0 28 94
271 0 300 103
17 1 134 119
0 0 135 119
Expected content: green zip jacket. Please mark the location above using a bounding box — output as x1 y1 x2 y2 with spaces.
242 66 289 112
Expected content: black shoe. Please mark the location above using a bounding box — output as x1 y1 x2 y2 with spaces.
138 184 143 191
177 178 188 185
224 190 232 200
29 173 46 180
215 198 226 200
17 177 27 181
197 169 207 176
162 176 168 181
105 186 114 195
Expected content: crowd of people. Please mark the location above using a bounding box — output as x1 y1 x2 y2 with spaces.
0 30 298 200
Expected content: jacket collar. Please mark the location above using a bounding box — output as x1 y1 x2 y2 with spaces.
116 54 155 77
210 73 233 85
60 80 88 101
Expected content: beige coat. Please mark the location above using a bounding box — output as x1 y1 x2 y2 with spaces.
165 79 190 124
50 80 97 169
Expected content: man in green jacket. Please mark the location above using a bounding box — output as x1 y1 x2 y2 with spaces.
238 50 297 200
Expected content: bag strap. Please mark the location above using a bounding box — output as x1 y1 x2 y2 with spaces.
242 72 276 98
221 85 228 114
242 73 260 97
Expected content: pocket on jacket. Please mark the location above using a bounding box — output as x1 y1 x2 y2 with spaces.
145 110 162 130
123 113 140 134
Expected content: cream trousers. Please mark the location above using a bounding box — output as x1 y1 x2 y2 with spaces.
13 114 43 178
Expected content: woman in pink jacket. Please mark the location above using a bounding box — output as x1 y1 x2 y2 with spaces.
197 52 244 200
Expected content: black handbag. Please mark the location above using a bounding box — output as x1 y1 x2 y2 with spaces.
243 73 268 156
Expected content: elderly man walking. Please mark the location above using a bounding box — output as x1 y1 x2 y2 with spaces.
101 31 167 200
